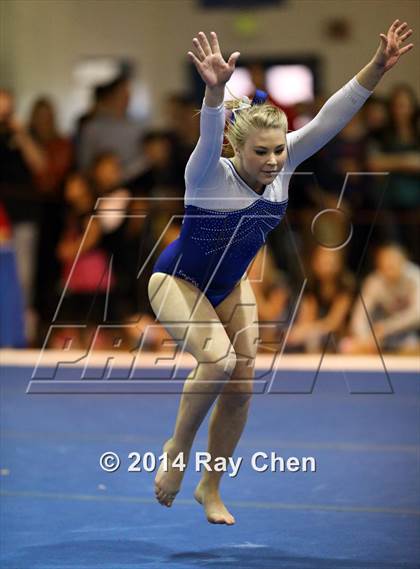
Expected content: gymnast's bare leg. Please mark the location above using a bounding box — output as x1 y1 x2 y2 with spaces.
194 276 258 525
148 272 238 509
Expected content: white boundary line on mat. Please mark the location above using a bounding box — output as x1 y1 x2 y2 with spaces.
0 349 419 372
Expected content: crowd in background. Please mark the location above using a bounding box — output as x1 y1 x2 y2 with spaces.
0 69 419 355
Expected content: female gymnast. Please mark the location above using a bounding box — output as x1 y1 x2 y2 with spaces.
148 21 413 524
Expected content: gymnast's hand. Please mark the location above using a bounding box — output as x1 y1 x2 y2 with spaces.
188 31 240 88
372 20 413 72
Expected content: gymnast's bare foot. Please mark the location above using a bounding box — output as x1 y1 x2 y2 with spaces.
194 480 235 525
154 438 187 507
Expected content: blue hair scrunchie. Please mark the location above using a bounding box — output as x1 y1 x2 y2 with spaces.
230 89 268 124
252 89 269 105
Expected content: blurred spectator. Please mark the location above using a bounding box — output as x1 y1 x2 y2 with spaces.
0 89 47 190
52 172 113 349
366 84 420 262
362 96 388 142
91 151 138 317
4 75 420 353
0 202 25 347
287 245 355 352
309 113 381 273
0 202 11 241
28 96 74 194
28 96 74 341
284 95 326 274
163 93 200 169
293 99 320 131
0 88 47 342
129 130 184 206
127 130 184 197
315 113 367 200
247 246 289 352
89 150 125 195
342 243 420 354
73 83 108 149
126 130 185 253
92 151 170 350
76 74 144 180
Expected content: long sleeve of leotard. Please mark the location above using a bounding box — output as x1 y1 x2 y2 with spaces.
184 100 226 188
286 77 372 170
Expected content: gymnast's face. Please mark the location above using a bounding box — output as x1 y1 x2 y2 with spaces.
234 128 287 193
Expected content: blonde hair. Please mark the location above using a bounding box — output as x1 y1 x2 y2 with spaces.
225 97 288 151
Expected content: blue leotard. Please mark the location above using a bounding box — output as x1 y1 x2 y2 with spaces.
153 78 372 307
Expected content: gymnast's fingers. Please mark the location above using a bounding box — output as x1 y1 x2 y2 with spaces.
192 37 206 61
198 31 212 56
209 31 221 55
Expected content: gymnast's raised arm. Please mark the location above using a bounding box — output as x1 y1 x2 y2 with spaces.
287 19 414 170
184 32 240 187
